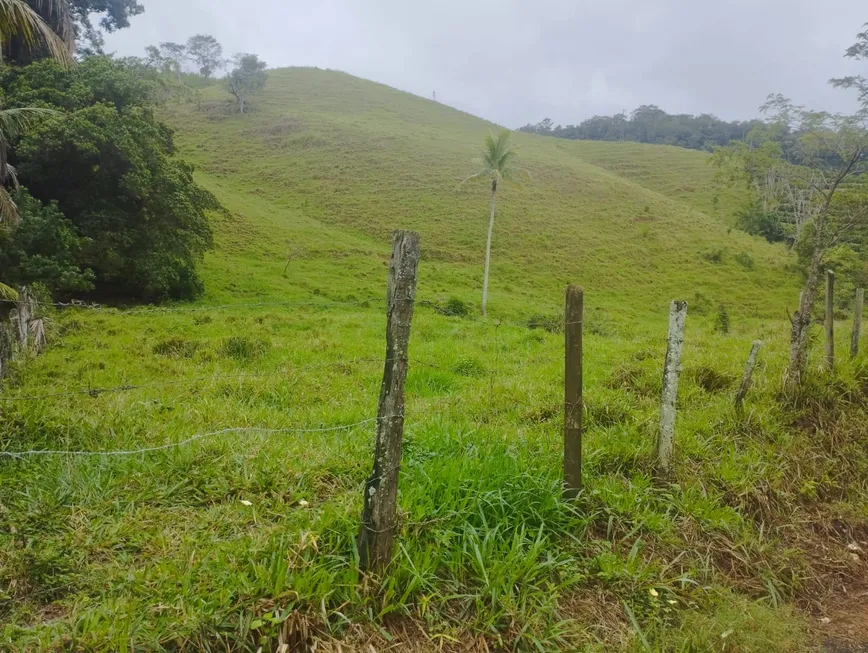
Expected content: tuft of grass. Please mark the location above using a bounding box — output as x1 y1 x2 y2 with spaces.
220 335 270 360
152 337 200 358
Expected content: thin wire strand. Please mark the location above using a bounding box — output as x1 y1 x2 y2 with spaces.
0 358 447 402
0 298 381 313
0 418 380 459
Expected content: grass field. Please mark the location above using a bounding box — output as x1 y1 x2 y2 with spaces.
1 68 867 651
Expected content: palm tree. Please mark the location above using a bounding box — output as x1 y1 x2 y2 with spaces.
0 0 70 223
463 129 523 317
0 0 74 64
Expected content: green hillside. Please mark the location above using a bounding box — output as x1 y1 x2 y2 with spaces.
3 68 866 652
171 67 798 323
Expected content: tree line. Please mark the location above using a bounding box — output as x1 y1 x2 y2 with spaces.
518 106 765 152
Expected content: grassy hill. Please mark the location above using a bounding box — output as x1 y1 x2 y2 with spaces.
173 67 798 324
2 68 867 652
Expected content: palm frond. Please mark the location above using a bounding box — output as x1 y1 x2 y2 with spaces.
0 281 18 301
478 129 520 181
0 186 19 225
0 107 59 139
5 164 19 191
30 0 74 51
0 0 74 65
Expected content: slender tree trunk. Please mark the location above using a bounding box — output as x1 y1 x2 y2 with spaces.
240 97 245 114
786 222 826 388
481 179 497 317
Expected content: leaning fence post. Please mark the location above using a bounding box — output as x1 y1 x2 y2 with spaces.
734 340 762 410
852 288 863 360
563 285 583 498
825 270 835 371
656 300 687 474
357 230 420 573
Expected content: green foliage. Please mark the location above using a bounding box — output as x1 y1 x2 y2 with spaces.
0 190 94 294
422 297 471 317
226 53 267 113
220 335 269 360
519 105 763 152
735 202 788 243
466 129 522 187
2 57 222 301
701 248 725 264
735 251 755 270
186 34 224 79
526 312 563 333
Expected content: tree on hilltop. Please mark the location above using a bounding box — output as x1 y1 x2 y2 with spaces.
187 34 224 79
226 53 267 114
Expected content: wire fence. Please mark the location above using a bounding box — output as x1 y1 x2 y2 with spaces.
0 417 383 459
0 356 452 403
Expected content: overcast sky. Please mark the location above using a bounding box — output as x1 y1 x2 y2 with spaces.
103 0 867 127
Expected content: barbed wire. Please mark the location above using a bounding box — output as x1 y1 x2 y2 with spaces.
0 298 382 314
0 357 449 403
0 417 382 459
0 296 567 331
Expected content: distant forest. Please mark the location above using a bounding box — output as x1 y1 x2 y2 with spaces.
517 105 763 152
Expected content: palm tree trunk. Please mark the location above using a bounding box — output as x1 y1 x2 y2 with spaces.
481 179 497 317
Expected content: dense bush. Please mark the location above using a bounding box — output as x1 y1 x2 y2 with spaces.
0 57 222 301
0 192 94 295
735 202 789 243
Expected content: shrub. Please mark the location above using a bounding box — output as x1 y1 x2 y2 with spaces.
422 297 471 318
440 297 471 317
735 251 755 270
0 192 94 295
735 202 788 243
3 58 222 301
153 337 200 358
526 313 563 334
220 336 269 361
701 248 725 264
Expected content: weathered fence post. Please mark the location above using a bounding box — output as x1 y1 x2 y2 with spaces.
563 285 583 498
656 300 687 474
825 270 835 371
734 340 762 410
15 287 32 349
357 230 420 573
852 288 864 360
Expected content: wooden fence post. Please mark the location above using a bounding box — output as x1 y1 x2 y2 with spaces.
825 270 835 371
852 288 863 360
563 285 583 498
734 340 762 410
16 287 31 349
657 300 687 474
357 230 420 573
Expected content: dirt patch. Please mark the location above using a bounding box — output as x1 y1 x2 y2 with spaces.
818 587 868 652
